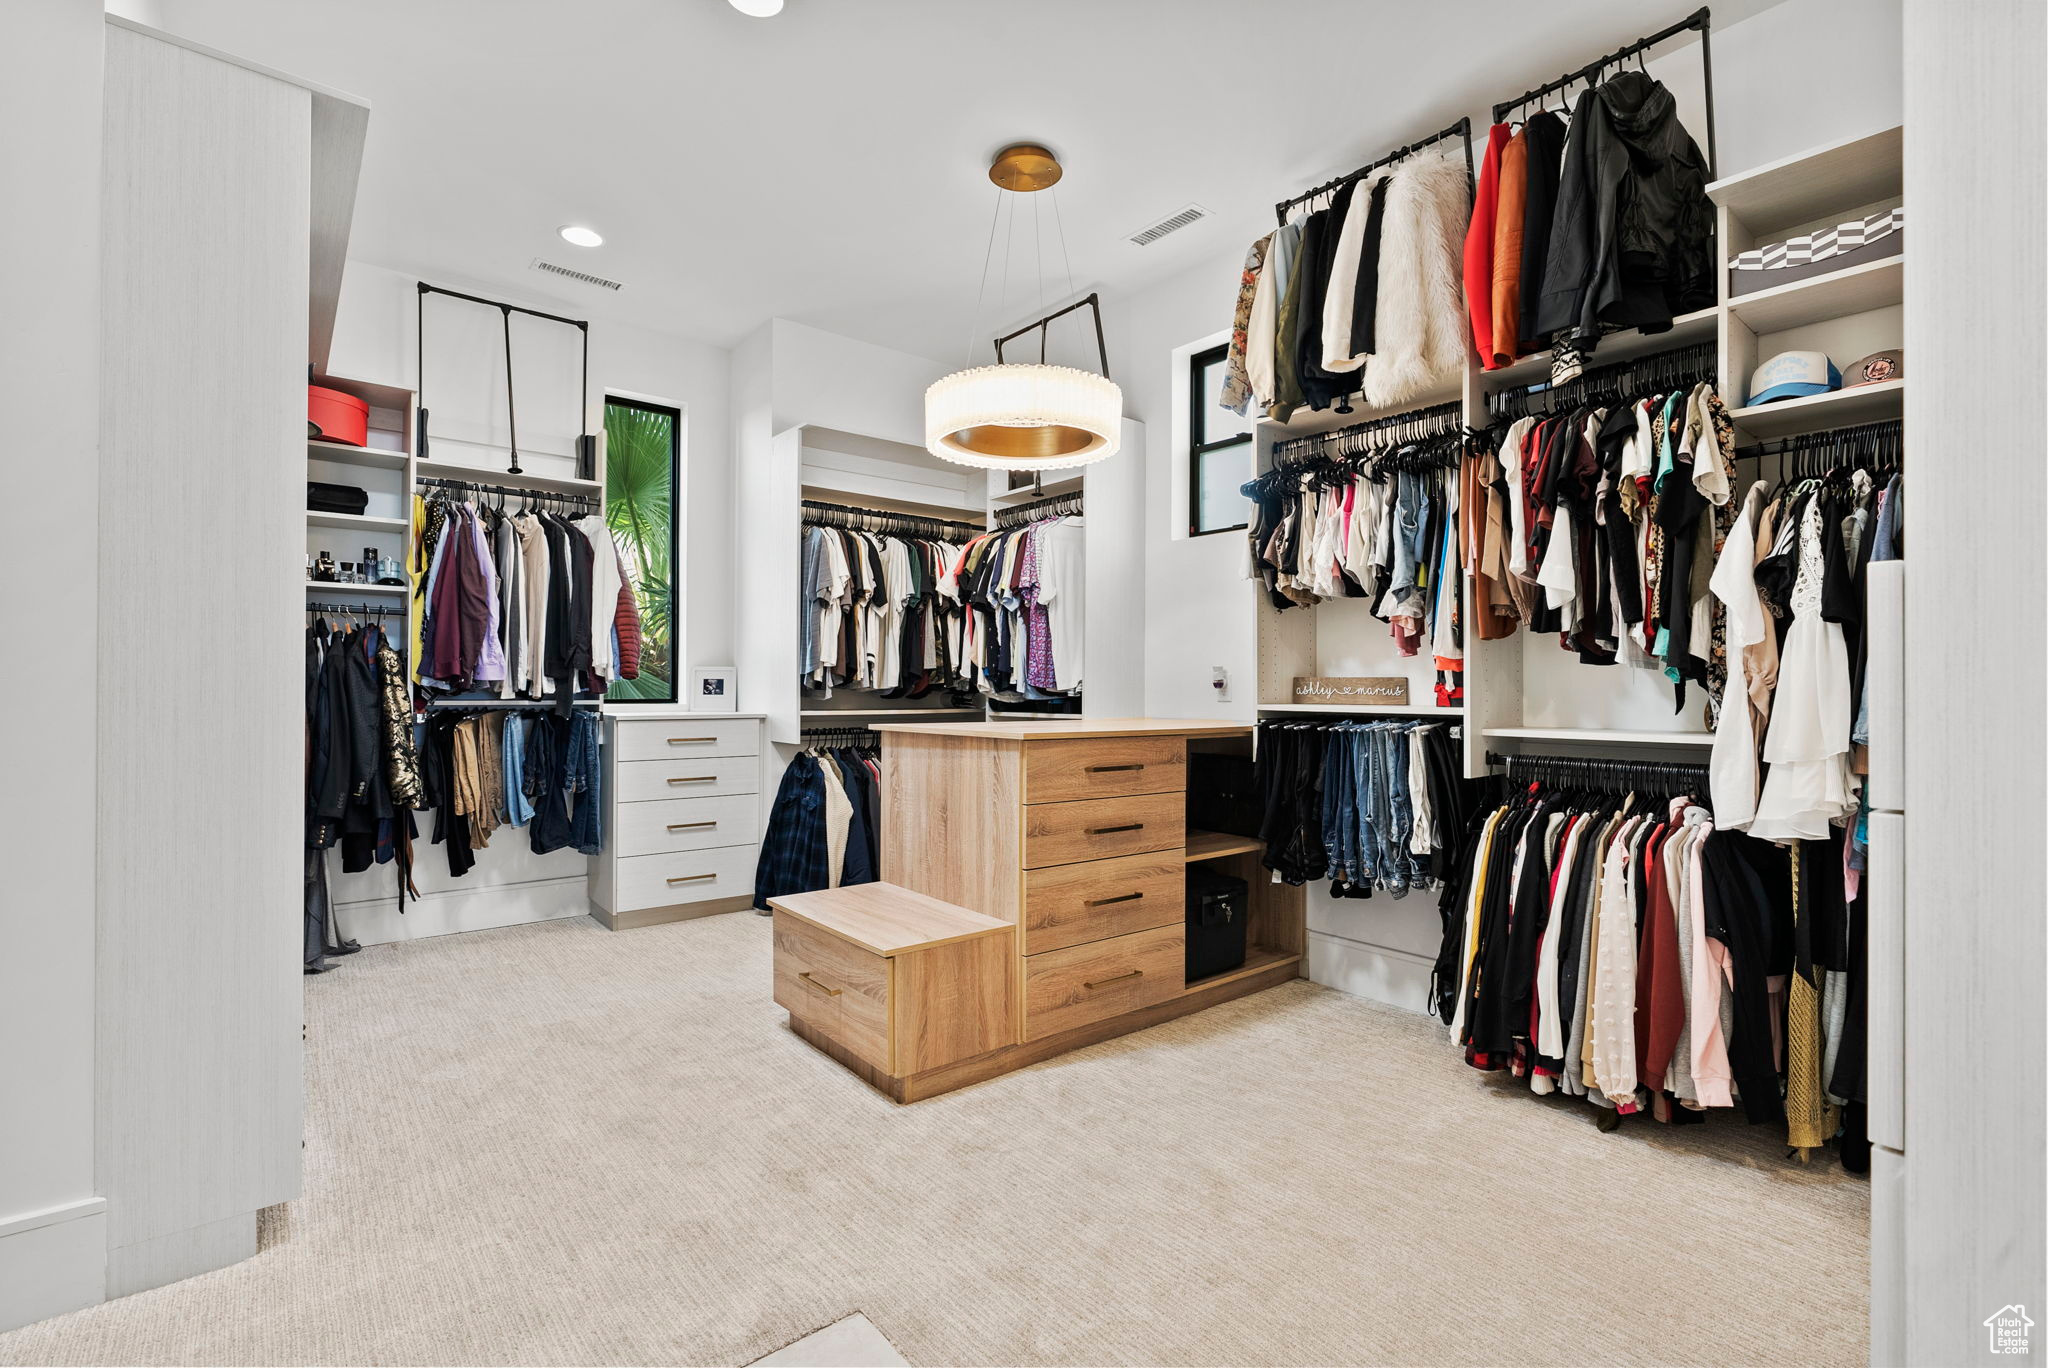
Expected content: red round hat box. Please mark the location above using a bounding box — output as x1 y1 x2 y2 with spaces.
307 385 369 447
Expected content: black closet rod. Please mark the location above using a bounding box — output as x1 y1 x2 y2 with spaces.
307 600 397 616
418 474 600 505
1272 398 1466 461
425 698 601 710
801 498 981 536
1485 750 1711 788
415 281 593 478
1491 7 1716 175
1738 417 1903 456
1275 117 1474 225
992 490 1084 528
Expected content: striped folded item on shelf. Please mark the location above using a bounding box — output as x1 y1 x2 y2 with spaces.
1729 206 1904 278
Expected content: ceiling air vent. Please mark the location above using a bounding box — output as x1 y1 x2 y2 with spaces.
530 258 624 291
1125 202 1210 247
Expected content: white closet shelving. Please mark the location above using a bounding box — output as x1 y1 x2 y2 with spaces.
305 376 414 598
1249 124 1905 775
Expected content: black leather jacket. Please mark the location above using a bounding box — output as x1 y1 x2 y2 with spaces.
1531 72 1715 345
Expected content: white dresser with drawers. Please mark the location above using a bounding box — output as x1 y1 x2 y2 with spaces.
588 711 765 930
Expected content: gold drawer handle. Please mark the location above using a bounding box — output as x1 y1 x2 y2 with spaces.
666 873 718 885
668 776 716 785
1087 823 1143 835
1087 763 1144 772
1087 892 1143 907
1083 968 1143 990
798 971 841 997
667 736 716 744
667 821 717 831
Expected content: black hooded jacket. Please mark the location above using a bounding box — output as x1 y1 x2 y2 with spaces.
1531 72 1714 346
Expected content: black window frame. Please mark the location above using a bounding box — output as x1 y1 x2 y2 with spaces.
1188 342 1251 537
601 392 682 706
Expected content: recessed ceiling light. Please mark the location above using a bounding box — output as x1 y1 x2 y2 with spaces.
729 0 783 15
558 225 603 248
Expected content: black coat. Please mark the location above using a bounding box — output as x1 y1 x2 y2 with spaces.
1531 73 1714 345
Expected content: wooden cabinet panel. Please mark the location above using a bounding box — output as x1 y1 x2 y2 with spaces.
1022 791 1184 869
1023 851 1184 954
613 717 760 761
895 934 1015 1073
613 844 759 913
1023 923 1184 1041
613 756 759 803
612 793 758 858
1022 735 1186 804
770 911 893 1072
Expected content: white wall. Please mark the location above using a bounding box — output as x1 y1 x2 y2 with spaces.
0 0 107 1332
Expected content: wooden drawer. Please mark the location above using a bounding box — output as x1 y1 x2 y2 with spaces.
613 717 759 762
613 756 759 803
1023 735 1186 804
613 793 758 858
1022 791 1184 869
613 843 757 913
771 911 891 1072
1023 850 1184 954
1022 922 1183 1041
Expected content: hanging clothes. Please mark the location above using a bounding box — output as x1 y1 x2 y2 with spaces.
753 742 883 908
1252 719 1469 897
414 494 640 711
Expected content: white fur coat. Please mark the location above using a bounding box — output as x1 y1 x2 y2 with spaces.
1361 150 1470 409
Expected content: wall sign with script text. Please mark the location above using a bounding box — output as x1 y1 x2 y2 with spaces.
1291 676 1410 706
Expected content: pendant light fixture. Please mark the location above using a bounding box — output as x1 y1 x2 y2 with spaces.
925 143 1122 472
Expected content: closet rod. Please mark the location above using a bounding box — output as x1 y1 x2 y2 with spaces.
801 725 881 749
993 292 1111 377
800 498 982 540
1488 339 1717 418
1274 116 1475 225
1485 750 1710 793
1490 6 1716 176
424 698 601 710
307 601 399 617
991 490 1084 529
417 474 602 508
1271 398 1465 464
1737 417 1904 457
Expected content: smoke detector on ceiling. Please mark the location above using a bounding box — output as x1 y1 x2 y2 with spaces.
530 258 624 291
1125 203 1210 247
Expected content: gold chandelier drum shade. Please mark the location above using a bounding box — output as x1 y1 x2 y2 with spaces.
925 363 1122 471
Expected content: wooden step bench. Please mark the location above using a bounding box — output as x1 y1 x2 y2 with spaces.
768 883 1016 1093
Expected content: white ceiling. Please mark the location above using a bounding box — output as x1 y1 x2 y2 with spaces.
152 0 1780 361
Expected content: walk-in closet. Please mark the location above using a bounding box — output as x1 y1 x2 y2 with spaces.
3 2 2038 1365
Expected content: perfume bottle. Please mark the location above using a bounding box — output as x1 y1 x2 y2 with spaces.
313 551 336 582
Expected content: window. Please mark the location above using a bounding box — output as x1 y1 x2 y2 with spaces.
602 396 679 703
1188 343 1252 536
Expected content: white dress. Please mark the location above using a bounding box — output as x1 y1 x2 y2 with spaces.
1749 495 1856 842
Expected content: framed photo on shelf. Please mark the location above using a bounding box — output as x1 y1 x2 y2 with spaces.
689 666 738 713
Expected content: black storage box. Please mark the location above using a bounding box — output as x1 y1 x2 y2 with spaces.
307 481 369 515
1187 751 1263 838
1185 867 1248 983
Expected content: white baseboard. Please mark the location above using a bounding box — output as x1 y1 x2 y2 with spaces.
106 1209 255 1300
1306 930 1434 1014
0 1198 106 1332
335 875 590 946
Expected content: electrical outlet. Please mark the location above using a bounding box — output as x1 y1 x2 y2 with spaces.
1210 665 1230 702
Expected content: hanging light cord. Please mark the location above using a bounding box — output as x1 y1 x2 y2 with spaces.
961 184 1005 367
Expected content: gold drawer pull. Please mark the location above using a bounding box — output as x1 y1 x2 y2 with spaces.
1083 968 1143 990
1087 892 1143 907
666 873 718 885
798 971 841 997
1087 823 1143 835
667 736 716 744
668 776 716 785
1087 763 1144 772
667 821 717 831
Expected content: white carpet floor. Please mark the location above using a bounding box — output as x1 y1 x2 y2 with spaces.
0 912 1868 1367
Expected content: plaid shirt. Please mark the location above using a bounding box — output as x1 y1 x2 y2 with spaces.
752 756 829 910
